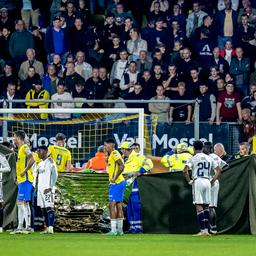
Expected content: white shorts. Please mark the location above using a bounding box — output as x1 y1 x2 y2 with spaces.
210 180 219 207
192 178 211 205
0 182 3 203
37 189 54 208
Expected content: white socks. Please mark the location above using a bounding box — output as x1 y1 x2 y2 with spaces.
17 203 24 229
23 203 31 229
110 219 117 233
117 218 123 233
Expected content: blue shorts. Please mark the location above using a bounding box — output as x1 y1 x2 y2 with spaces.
109 180 126 202
18 181 33 201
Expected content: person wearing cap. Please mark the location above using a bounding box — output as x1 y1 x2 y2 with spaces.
120 141 153 233
48 133 72 172
0 7 15 32
25 78 50 119
18 48 44 81
85 145 107 172
161 143 193 172
44 15 70 65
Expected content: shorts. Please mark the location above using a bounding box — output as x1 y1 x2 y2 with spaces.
0 182 3 203
109 180 126 203
192 178 211 205
37 189 54 208
18 181 33 201
210 180 219 207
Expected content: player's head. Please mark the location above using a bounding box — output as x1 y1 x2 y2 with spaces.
56 133 66 146
239 142 250 156
120 141 133 157
131 142 140 153
13 130 26 145
37 145 48 160
193 140 203 152
203 142 213 155
104 138 115 153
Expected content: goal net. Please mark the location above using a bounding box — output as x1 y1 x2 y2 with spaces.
0 108 153 167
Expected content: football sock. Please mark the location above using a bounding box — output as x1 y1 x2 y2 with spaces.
47 210 55 227
17 203 24 229
110 219 117 233
0 208 3 227
24 203 31 229
44 209 49 227
197 211 205 231
30 202 35 229
117 218 123 233
209 207 217 231
203 208 210 231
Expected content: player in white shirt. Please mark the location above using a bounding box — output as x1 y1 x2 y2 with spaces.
36 146 58 234
0 152 11 233
203 142 227 234
183 140 221 236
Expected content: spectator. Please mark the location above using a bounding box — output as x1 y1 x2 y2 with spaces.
25 78 50 119
42 64 60 96
148 84 170 123
186 1 207 38
177 48 198 80
139 70 155 99
241 108 255 141
148 1 167 23
119 16 134 45
31 26 46 64
235 142 250 158
151 64 165 89
242 88 256 115
230 47 250 96
237 0 256 25
64 62 84 92
150 0 169 13
110 49 128 85
152 48 168 73
136 50 152 74
170 20 185 50
20 66 40 98
113 3 135 27
99 67 111 92
207 66 221 96
170 40 183 64
127 28 148 62
51 83 74 119
85 145 107 171
44 16 70 65
125 83 147 110
166 4 186 31
69 18 86 55
215 0 238 48
170 81 192 124
84 67 108 104
119 61 140 98
216 81 242 124
0 8 14 32
220 39 236 65
0 27 11 61
20 0 40 29
1 82 21 113
250 61 256 84
9 19 34 67
63 1 76 28
186 68 201 98
76 0 89 23
216 78 226 97
162 64 180 97
51 53 65 77
197 83 216 124
0 62 17 96
18 48 44 81
71 81 87 109
241 83 256 109
211 47 230 75
74 51 92 82
218 0 239 11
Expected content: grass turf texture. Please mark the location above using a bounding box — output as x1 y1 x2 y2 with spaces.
0 233 256 256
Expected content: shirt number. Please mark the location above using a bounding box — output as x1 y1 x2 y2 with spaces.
197 162 210 177
56 154 62 166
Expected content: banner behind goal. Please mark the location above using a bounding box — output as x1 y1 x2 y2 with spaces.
0 108 152 166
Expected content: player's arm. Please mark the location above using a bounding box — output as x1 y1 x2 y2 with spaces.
0 154 11 173
21 149 35 177
211 166 221 185
111 159 124 183
65 151 72 172
183 165 193 185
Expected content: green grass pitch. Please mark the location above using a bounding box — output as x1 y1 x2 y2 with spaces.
0 233 255 256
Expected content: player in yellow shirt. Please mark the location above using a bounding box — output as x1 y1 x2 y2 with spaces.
11 131 35 234
104 138 125 235
48 133 72 172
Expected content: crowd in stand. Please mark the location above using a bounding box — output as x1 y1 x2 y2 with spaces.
1 0 256 129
